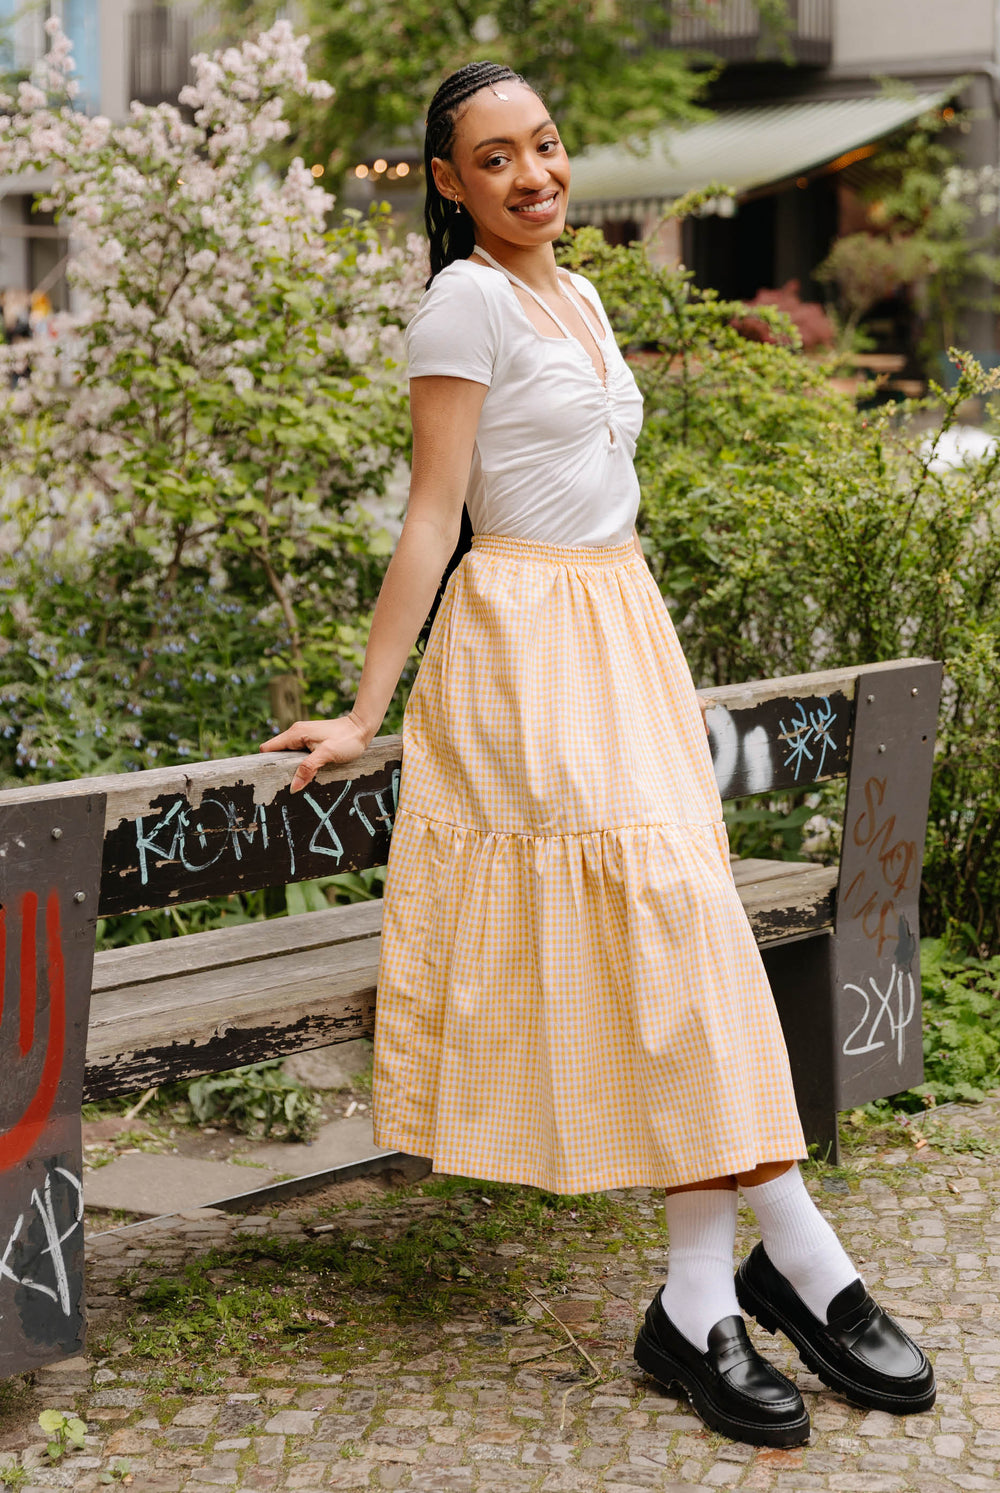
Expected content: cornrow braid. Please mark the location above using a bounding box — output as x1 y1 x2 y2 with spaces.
416 61 529 654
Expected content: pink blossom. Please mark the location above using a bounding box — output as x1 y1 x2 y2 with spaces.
17 83 47 111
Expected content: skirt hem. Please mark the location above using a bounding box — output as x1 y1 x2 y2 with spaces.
370 1129 808 1196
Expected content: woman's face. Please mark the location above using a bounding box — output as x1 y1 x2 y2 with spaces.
433 83 570 252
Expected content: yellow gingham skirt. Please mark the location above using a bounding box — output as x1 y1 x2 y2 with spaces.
372 533 806 1193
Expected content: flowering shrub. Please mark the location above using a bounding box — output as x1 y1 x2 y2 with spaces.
0 20 423 781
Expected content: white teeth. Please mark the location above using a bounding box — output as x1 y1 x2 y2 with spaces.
515 196 556 214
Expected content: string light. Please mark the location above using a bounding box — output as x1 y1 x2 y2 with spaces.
825 143 879 173
396 162 410 178
373 158 388 173
355 164 369 178
310 164 324 178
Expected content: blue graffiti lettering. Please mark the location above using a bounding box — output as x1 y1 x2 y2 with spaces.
778 697 839 782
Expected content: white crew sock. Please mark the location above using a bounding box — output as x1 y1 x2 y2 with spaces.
659 1188 741 1353
742 1164 861 1323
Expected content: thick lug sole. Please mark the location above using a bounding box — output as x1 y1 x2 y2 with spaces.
633 1328 810 1449
735 1269 936 1415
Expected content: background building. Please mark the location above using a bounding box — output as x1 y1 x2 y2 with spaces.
570 0 1000 361
0 1 199 318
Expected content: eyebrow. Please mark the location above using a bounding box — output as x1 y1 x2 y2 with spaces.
473 120 557 152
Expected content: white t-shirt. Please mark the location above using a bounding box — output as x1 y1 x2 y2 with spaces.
404 257 644 547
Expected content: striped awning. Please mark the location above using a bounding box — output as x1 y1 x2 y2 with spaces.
568 91 950 223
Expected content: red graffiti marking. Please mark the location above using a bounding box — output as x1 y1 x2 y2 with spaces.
0 890 66 1172
19 891 37 1056
842 776 918 957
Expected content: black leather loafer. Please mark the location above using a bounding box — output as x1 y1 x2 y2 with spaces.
736 1243 936 1414
633 1291 810 1447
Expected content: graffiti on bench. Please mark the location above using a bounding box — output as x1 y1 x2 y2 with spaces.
708 690 850 799
100 766 401 916
1 794 104 1376
0 890 67 1173
840 913 918 1067
833 666 940 1107
1 1163 84 1320
840 775 920 959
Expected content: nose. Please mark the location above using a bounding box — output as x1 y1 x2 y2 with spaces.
514 150 550 192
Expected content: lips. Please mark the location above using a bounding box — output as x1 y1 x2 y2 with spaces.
511 191 559 217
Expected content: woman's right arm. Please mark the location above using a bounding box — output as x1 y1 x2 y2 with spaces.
260 374 488 792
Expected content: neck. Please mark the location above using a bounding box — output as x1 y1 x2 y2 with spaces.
472 233 560 294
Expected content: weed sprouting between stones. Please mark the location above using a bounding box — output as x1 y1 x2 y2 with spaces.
121 1179 648 1370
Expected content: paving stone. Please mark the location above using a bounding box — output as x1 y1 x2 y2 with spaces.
263 1409 319 1434
11 1092 1000 1489
243 1113 384 1176
84 1154 279 1216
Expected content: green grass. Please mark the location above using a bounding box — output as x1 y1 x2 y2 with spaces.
119 1177 643 1370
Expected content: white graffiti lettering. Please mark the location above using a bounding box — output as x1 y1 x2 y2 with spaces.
707 707 775 797
131 772 400 886
841 964 916 1067
0 1166 84 1316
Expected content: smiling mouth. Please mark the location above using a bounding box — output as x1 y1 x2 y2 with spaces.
511 192 559 216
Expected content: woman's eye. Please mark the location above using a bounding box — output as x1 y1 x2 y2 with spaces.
485 154 507 168
539 138 560 153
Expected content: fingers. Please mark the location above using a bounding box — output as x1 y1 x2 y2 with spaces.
289 739 351 795
260 723 309 754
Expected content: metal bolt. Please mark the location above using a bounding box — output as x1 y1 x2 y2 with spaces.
73 891 86 903
866 693 875 703
51 827 62 840
911 687 919 696
878 744 886 754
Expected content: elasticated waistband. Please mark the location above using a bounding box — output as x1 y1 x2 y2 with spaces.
469 533 637 566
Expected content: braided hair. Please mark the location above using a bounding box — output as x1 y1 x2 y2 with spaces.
416 61 528 653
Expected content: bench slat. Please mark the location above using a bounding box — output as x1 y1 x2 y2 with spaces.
738 864 837 945
84 936 379 1100
93 900 383 991
83 859 836 1099
730 857 824 887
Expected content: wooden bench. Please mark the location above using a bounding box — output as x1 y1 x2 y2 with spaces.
0 656 941 1377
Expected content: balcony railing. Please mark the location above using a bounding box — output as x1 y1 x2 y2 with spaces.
128 5 192 108
664 0 833 67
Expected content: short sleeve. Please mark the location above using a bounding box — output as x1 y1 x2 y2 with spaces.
405 263 498 386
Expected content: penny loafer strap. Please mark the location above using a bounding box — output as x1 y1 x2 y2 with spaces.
828 1293 881 1342
708 1317 758 1374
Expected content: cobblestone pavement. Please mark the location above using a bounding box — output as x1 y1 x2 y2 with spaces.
3 1101 1000 1493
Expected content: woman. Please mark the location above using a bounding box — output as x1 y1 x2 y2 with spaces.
261 61 934 1447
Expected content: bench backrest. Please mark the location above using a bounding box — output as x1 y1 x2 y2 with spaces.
0 656 940 919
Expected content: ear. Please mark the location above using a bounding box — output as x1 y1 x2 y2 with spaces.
431 156 461 202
